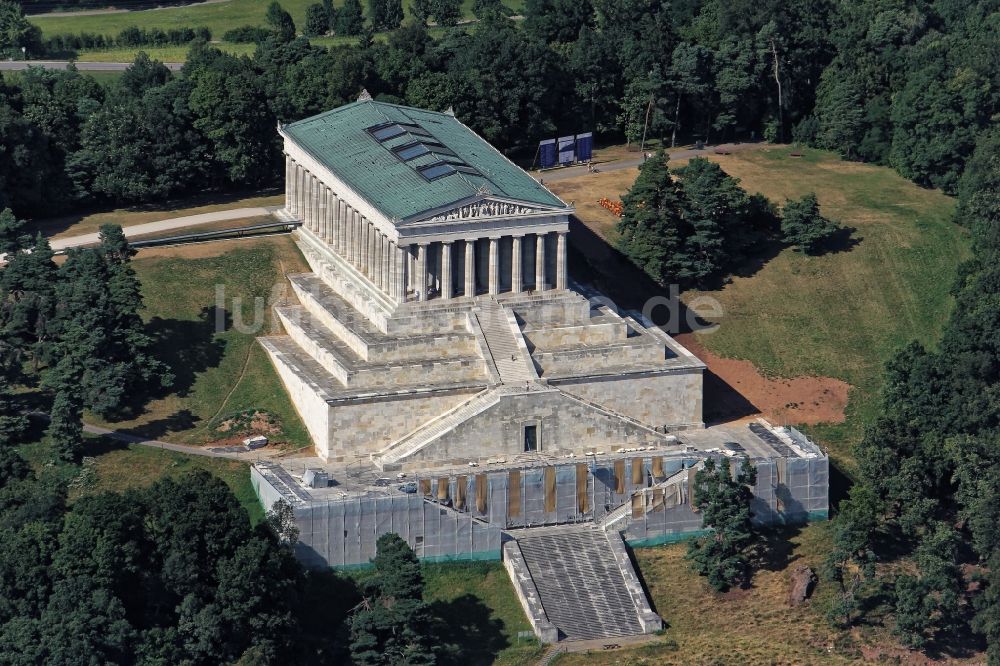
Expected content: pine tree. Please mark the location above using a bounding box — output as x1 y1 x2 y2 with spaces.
411 0 431 24
368 0 403 31
616 150 691 286
0 233 58 372
350 534 437 666
337 0 365 36
780 193 841 254
0 207 26 255
687 456 758 591
46 230 171 424
47 388 83 462
430 0 461 27
0 370 27 448
303 3 330 36
265 1 297 41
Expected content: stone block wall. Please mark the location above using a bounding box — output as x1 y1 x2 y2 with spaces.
404 389 668 464
555 370 704 431
326 388 482 461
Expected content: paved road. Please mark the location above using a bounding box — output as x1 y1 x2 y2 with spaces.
533 141 762 183
1 60 183 71
27 0 228 17
50 205 279 251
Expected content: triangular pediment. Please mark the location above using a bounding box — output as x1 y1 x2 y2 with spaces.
404 196 570 225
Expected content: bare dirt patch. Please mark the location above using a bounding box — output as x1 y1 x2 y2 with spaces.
676 332 851 426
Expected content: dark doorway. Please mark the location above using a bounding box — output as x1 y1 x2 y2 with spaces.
523 424 538 452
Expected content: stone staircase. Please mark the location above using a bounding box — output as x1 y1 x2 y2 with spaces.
515 527 648 641
374 388 502 468
474 298 535 384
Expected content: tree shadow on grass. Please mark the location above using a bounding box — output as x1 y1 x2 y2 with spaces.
756 524 804 573
104 306 227 424
130 409 201 440
430 593 510 666
815 226 861 256
146 306 230 398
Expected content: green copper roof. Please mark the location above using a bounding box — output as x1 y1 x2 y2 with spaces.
283 101 569 222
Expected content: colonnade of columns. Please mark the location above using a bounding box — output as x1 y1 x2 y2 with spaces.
404 232 567 301
287 155 568 304
288 156 408 302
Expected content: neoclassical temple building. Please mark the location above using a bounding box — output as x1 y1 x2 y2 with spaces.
260 98 706 468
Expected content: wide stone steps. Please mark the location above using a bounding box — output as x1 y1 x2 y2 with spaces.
475 299 534 384
516 528 645 641
259 335 485 398
375 388 501 467
276 305 487 389
289 273 476 362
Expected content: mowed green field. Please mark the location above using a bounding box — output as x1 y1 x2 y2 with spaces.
554 146 968 468
682 147 967 458
87 235 313 449
30 0 523 44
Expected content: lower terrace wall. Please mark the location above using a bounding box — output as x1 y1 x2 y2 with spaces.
255 453 829 568
325 387 481 462
554 370 704 431
404 389 668 465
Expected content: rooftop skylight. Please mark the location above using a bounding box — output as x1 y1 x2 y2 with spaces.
367 120 479 181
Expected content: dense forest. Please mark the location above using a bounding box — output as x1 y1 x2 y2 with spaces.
0 0 996 221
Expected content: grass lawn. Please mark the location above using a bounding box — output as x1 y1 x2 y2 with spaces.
551 146 968 470
87 234 313 449
30 0 524 55
348 561 543 665
27 189 282 239
78 442 263 522
17 436 264 522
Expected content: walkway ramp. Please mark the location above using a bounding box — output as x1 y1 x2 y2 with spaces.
474 298 537 384
509 526 660 642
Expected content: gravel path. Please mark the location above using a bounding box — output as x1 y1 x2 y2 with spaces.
50 206 279 250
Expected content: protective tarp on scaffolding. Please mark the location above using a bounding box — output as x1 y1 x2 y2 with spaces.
252 437 829 567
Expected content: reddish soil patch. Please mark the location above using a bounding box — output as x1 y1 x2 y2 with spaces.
675 333 851 426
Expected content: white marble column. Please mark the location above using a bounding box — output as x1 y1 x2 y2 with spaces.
379 233 388 292
285 157 294 216
328 191 336 244
440 241 453 299
392 243 406 302
488 237 500 295
556 231 568 290
351 211 365 271
416 243 428 301
310 176 319 233
345 207 355 264
289 163 298 217
299 167 307 221
302 173 311 229
336 200 346 256
535 233 546 291
465 239 476 297
511 235 523 294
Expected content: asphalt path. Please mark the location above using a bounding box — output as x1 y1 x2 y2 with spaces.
26 0 228 17
50 205 279 250
1 59 183 71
